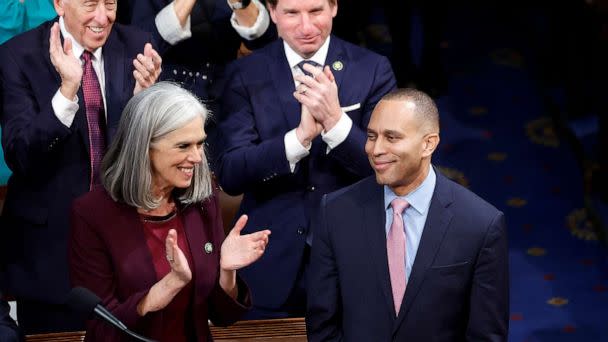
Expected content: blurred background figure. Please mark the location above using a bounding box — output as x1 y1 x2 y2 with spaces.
0 0 55 44
118 0 277 113
70 82 270 341
0 0 56 185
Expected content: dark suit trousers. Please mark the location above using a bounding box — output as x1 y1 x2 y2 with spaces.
242 244 311 319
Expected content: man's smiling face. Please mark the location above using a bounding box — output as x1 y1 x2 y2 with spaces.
55 0 117 51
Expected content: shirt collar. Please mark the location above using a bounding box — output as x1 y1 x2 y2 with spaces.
59 16 103 61
384 166 437 215
284 36 331 70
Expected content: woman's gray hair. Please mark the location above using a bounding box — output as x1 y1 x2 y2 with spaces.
101 82 213 210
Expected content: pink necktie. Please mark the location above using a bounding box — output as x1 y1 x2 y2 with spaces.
81 51 106 189
388 198 408 316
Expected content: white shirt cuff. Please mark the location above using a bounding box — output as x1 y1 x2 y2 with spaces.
284 129 310 173
321 112 352 153
155 1 192 45
52 89 79 128
230 0 270 40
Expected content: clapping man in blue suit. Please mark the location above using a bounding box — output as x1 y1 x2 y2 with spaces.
0 0 161 333
213 0 396 318
307 89 509 341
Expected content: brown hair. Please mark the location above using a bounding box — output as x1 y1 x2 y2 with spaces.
266 0 337 8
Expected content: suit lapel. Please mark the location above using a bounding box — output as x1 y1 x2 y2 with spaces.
393 170 454 333
268 41 300 129
359 178 395 318
102 29 126 143
325 36 346 93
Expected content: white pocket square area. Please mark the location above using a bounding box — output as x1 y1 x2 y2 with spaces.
341 103 361 112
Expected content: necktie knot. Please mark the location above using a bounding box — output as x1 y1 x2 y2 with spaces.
81 50 92 64
297 60 321 77
391 198 409 216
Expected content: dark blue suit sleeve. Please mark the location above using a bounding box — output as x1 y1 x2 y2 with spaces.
128 0 275 55
306 195 344 342
0 41 72 176
214 66 293 195
466 212 509 342
325 55 396 178
0 298 21 342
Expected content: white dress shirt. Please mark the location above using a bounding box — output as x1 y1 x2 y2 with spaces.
155 0 270 45
282 37 353 172
51 16 107 128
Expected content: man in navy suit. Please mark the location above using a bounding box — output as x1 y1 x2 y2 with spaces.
213 0 396 318
307 89 509 341
0 0 161 333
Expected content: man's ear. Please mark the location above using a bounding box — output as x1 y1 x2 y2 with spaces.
267 4 277 24
422 133 439 158
331 0 338 18
54 0 65 17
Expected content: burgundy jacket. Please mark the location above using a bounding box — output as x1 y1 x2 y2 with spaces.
69 188 250 341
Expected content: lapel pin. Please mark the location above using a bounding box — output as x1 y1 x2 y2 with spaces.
332 61 343 71
204 242 213 254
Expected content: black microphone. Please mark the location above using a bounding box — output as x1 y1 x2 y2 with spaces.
65 286 158 342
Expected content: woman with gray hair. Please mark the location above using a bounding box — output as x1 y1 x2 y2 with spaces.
69 82 270 342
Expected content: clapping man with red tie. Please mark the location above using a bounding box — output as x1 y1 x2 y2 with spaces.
0 0 161 334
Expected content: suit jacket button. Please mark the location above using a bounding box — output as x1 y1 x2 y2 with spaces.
307 185 315 192
297 227 304 235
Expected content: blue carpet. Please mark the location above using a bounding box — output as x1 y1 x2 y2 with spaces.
427 5 608 341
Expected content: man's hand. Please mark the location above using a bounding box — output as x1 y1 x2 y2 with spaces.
49 22 82 100
133 43 162 95
294 105 323 148
293 64 342 132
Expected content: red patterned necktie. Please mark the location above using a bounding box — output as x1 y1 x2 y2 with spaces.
387 198 409 316
81 51 106 189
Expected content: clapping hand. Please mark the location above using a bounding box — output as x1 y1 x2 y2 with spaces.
165 228 192 285
293 64 342 132
220 215 271 271
49 22 82 100
133 43 162 95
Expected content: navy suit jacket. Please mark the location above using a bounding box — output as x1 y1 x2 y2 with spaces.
307 170 509 341
214 36 396 309
69 188 250 341
0 19 151 304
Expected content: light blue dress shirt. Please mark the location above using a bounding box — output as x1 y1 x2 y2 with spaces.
384 166 436 282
